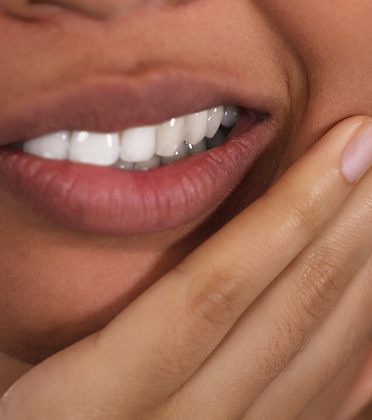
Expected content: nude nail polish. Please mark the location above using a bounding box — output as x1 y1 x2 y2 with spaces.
341 122 372 183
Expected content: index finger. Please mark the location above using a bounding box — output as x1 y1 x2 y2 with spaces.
3 116 371 418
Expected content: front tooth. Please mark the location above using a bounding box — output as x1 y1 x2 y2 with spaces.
69 131 119 166
121 126 156 163
206 106 224 138
24 131 70 160
156 117 186 157
221 106 239 127
185 111 208 145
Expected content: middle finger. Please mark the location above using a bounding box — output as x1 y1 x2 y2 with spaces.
165 151 372 419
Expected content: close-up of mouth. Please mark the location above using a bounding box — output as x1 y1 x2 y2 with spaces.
0 72 279 235
5 1 372 418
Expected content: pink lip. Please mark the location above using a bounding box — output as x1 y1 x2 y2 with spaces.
0 116 276 235
0 67 283 235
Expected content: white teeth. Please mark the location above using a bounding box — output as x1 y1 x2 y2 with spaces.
23 131 70 160
121 126 156 163
69 131 120 166
156 117 186 157
22 104 239 169
206 106 224 138
185 111 208 145
221 106 239 127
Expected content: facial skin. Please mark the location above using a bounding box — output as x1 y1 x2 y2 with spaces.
1 0 372 415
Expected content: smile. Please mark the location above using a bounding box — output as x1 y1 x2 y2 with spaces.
20 105 240 170
0 72 280 236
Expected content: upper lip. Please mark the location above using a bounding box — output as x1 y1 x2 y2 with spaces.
0 65 284 235
0 66 279 145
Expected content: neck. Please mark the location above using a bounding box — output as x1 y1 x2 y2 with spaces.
0 352 31 396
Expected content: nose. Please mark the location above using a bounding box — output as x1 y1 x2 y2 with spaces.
0 0 155 19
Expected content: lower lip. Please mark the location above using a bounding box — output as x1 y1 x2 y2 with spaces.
0 116 276 235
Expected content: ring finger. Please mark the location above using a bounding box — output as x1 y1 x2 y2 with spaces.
246 258 372 420
163 153 372 419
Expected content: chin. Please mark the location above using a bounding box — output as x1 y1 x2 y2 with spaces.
0 112 284 366
0 231 193 364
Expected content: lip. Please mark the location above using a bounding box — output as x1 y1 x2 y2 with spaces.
0 69 279 145
0 114 276 235
0 67 282 235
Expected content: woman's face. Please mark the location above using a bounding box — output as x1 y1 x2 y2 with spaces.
0 0 371 364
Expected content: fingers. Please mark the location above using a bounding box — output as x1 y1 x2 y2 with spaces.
2 116 371 419
245 260 372 420
167 156 372 419
85 117 372 405
98 118 372 402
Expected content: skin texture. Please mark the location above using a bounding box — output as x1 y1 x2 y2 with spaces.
3 117 372 419
1 0 372 418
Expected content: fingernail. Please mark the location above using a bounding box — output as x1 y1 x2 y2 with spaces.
341 121 372 183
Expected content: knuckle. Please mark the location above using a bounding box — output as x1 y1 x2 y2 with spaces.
294 245 345 322
287 189 326 237
187 261 248 331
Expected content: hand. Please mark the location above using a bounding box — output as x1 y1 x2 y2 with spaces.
2 116 372 420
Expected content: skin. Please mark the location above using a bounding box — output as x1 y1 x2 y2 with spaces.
3 117 372 419
1 0 372 418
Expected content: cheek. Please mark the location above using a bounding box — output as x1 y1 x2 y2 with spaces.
261 0 372 153
0 183 195 363
0 241 167 363
0 142 286 365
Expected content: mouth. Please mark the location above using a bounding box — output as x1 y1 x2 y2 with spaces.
0 71 279 235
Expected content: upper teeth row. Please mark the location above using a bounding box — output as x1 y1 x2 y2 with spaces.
23 105 239 167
